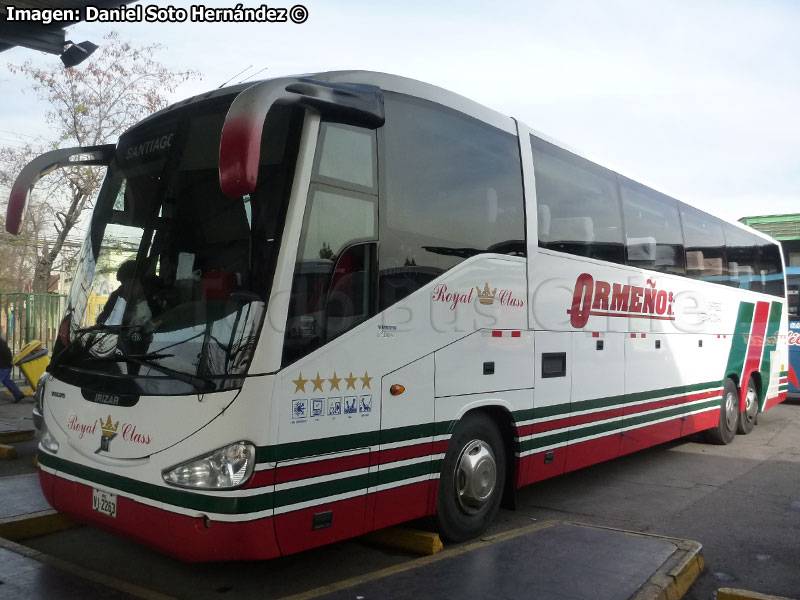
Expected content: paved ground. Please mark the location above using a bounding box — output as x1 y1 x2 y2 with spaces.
1 384 799 599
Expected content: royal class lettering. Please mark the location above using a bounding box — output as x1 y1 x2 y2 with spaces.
66 415 151 445
432 283 524 311
789 332 800 346
124 133 174 160
568 273 675 328
432 284 474 310
67 415 97 439
498 289 524 308
122 423 152 445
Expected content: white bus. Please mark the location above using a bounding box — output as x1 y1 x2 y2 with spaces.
7 71 788 561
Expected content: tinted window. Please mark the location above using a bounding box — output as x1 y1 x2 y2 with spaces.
757 238 785 297
619 177 684 275
283 122 379 366
679 203 728 283
315 123 376 190
531 136 624 263
379 93 525 310
724 223 758 290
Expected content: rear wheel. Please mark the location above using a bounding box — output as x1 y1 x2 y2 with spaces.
704 378 739 445
737 378 759 434
435 413 506 542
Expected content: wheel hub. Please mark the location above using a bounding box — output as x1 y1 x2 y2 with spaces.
454 439 497 514
724 390 738 431
744 385 758 421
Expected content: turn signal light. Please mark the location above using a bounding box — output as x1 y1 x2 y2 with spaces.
390 384 405 396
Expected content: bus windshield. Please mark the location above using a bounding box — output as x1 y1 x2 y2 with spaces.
51 96 302 396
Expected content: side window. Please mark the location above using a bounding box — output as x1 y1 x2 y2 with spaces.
531 136 624 264
679 204 728 283
314 123 376 191
619 177 685 275
379 93 525 311
283 123 378 366
757 238 785 298
724 223 758 290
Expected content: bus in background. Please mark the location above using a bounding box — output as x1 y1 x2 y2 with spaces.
739 215 800 397
7 72 789 562
787 268 800 395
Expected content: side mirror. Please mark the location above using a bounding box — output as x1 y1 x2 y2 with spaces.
6 145 115 234
219 78 384 198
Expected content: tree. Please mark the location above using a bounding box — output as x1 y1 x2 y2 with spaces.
0 32 199 292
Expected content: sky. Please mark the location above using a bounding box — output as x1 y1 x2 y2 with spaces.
1 0 798 224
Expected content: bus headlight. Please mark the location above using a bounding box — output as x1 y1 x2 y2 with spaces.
162 442 255 489
32 373 48 431
39 421 60 454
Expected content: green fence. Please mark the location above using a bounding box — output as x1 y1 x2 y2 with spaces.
0 292 66 361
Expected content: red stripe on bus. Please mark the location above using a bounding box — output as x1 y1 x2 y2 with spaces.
275 453 370 484
377 440 448 466
511 331 521 337
245 468 276 489
570 407 624 427
517 416 570 437
741 301 771 409
517 388 722 438
492 331 503 337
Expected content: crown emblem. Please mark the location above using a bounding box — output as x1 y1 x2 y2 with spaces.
476 282 497 305
100 415 120 437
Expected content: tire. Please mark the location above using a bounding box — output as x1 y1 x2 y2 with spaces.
737 377 759 435
704 378 739 445
435 413 506 543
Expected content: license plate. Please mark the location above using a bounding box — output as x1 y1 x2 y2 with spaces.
92 488 117 518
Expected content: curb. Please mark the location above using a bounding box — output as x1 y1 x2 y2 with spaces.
718 588 798 600
0 509 77 541
362 526 443 555
0 428 35 444
0 443 17 459
618 531 704 600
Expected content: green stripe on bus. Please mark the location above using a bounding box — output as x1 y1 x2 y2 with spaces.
257 420 455 463
274 460 437 509
724 301 755 380
39 452 273 514
274 473 370 508
759 301 783 407
519 399 719 452
515 379 722 423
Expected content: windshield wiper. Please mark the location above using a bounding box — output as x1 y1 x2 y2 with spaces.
86 352 216 393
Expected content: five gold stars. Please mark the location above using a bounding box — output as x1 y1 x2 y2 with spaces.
293 370 371 393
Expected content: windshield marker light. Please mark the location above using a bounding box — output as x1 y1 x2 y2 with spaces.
163 442 255 489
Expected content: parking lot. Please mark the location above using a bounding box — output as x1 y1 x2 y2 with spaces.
1 393 799 599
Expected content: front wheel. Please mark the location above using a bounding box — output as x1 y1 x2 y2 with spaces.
435 413 506 543
737 378 759 434
704 378 739 445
